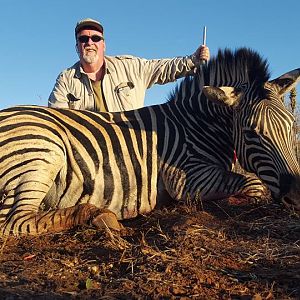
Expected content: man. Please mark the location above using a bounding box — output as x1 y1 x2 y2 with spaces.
48 18 210 112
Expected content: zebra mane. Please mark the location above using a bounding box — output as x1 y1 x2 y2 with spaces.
204 47 270 86
168 47 270 103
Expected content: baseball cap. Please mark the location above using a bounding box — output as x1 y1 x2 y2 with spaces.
75 18 104 35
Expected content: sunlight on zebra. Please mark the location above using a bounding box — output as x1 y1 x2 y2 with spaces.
0 48 299 235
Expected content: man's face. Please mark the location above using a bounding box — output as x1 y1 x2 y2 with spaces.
76 29 105 64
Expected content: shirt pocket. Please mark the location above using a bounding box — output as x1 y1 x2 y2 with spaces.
115 82 135 110
66 93 84 110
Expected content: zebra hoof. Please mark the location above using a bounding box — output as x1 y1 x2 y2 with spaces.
92 209 123 232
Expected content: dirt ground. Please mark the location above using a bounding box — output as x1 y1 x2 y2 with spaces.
0 198 299 300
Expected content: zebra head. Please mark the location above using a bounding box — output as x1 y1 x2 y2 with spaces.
202 49 300 210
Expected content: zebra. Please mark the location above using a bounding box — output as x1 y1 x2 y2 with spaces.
0 48 299 236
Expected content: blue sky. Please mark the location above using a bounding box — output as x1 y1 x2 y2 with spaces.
0 0 299 109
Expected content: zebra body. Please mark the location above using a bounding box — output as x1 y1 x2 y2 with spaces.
1 48 299 235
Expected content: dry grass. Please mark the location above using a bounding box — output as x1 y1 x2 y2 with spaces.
0 199 299 299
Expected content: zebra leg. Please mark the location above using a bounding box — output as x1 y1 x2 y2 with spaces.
162 166 270 203
91 208 124 231
1 202 123 236
225 173 270 199
0 166 123 235
190 170 270 201
32 204 123 234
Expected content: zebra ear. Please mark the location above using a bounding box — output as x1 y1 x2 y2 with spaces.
267 68 300 97
203 86 243 107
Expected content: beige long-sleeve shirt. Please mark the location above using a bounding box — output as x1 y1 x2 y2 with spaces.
48 54 199 112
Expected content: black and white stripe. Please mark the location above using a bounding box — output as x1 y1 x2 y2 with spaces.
0 48 299 235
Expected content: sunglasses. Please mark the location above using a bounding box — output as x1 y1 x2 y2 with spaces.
77 35 104 43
